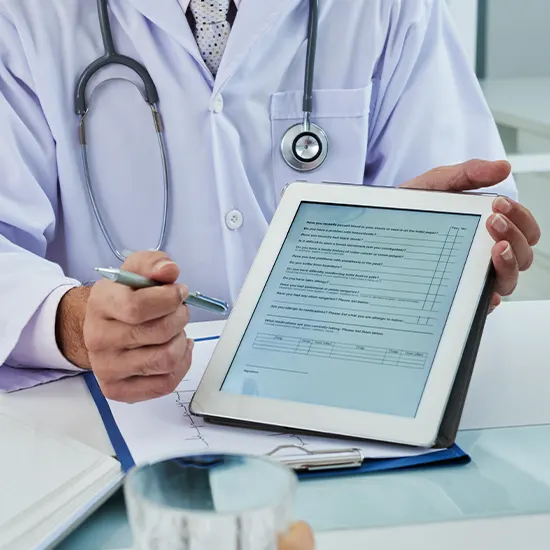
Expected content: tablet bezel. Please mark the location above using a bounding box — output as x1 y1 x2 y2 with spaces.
191 182 496 448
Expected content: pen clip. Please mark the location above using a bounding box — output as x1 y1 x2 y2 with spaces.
266 445 364 472
186 292 229 314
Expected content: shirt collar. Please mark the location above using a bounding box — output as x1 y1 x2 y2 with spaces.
178 0 241 12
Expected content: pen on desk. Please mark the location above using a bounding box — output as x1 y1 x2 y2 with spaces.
94 267 229 315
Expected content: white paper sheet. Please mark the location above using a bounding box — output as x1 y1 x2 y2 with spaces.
107 338 442 467
460 300 550 431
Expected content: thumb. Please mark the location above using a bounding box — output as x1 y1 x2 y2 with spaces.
279 522 315 550
401 159 511 192
121 251 180 284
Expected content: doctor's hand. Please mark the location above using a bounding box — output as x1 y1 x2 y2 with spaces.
401 159 541 313
83 251 193 403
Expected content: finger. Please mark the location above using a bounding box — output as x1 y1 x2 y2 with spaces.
279 522 315 550
121 337 194 403
493 196 541 247
401 159 511 192
486 213 533 271
492 241 519 297
122 251 180 284
488 292 501 314
97 336 194 402
85 304 189 351
122 330 189 378
89 279 188 324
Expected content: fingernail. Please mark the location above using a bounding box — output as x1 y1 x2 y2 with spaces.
187 339 195 352
500 243 513 261
492 214 508 234
179 285 189 302
495 196 512 214
154 259 176 273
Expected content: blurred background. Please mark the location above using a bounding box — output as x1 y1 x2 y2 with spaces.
448 0 550 301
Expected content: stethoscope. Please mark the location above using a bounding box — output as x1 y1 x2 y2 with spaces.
75 0 326 262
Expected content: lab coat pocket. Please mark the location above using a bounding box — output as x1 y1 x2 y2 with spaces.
270 86 372 199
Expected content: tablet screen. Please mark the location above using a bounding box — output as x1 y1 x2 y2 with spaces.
221 202 480 418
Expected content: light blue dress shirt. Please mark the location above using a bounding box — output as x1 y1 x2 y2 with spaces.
0 0 516 391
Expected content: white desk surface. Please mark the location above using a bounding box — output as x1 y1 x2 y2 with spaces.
3 302 550 549
316 513 550 550
480 77 550 136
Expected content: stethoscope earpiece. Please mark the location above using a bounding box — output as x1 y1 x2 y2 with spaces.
281 122 328 172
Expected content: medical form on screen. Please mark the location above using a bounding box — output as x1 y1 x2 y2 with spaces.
221 202 480 418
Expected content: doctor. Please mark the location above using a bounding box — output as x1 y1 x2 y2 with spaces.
0 0 540 399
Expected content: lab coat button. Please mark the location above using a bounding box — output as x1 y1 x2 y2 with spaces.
225 210 243 230
212 94 224 114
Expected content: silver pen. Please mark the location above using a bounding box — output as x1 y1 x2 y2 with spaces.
94 268 228 315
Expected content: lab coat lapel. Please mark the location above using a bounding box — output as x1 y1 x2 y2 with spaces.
213 0 297 92
124 0 206 68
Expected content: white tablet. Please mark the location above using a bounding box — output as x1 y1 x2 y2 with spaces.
191 182 496 448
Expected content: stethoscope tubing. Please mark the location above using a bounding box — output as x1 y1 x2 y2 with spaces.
75 0 324 262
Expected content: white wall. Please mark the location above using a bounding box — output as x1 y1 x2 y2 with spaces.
452 0 550 301
511 173 550 301
486 0 550 78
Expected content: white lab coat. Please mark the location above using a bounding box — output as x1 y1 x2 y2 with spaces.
0 0 515 374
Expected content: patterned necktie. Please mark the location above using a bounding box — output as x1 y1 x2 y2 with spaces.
189 0 231 75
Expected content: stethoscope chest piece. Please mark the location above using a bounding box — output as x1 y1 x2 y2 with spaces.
281 122 328 172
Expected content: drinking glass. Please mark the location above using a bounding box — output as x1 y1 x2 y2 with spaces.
124 453 297 549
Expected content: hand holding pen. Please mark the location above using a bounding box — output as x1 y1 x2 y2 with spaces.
83 252 226 404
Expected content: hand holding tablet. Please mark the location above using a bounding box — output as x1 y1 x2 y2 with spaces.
401 159 540 311
191 173 510 448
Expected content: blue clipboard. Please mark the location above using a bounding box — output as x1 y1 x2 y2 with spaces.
84 336 470 476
